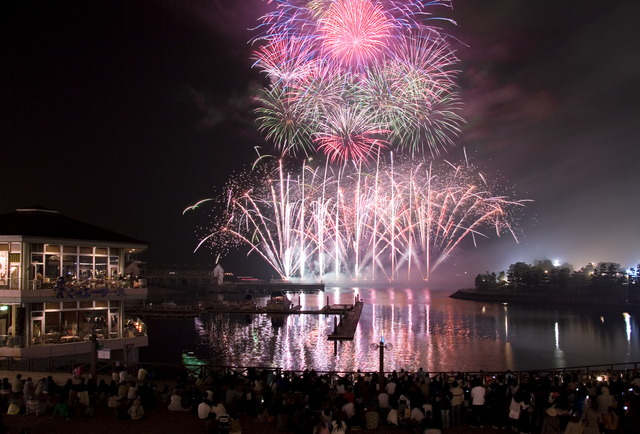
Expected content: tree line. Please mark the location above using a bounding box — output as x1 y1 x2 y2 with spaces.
474 259 640 291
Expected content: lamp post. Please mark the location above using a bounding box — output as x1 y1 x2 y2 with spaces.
370 331 392 392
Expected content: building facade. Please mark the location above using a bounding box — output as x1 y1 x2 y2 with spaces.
0 207 149 360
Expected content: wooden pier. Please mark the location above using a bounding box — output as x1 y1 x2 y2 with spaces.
327 300 364 341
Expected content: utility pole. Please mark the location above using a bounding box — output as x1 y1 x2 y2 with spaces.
90 327 97 382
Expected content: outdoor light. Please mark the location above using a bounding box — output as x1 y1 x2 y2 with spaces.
370 330 393 391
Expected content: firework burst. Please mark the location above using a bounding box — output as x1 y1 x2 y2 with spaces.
252 0 462 161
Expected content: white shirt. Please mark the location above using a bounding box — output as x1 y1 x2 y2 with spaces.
410 407 424 423
119 371 129 383
471 386 486 405
127 386 138 400
198 402 212 419
342 402 355 418
387 408 398 426
378 392 390 409
212 403 227 420
385 382 396 395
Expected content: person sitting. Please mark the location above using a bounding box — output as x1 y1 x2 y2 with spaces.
198 398 212 420
364 404 379 430
51 398 73 420
387 404 399 427
25 395 39 415
332 414 347 434
127 381 138 401
128 398 145 420
211 398 227 420
167 391 182 411
108 392 121 409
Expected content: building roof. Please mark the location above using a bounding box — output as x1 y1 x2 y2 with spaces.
0 207 148 246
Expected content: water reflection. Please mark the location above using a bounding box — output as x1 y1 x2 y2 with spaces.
174 287 640 372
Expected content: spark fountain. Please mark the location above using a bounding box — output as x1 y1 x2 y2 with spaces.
194 154 528 282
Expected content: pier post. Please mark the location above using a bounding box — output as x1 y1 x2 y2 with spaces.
379 339 384 391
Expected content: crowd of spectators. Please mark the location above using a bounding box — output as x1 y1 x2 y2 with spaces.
0 365 639 433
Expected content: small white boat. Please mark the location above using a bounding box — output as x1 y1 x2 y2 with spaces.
266 291 293 311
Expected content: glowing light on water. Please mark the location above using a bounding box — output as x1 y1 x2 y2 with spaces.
624 312 631 342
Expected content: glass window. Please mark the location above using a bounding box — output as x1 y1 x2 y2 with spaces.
62 302 77 309
95 257 107 278
31 244 44 253
109 300 120 308
62 311 78 336
109 257 119 266
31 254 43 263
44 312 61 334
62 255 77 279
79 301 93 309
110 248 120 256
31 303 44 311
45 245 60 253
10 243 21 253
63 246 77 254
95 248 108 255
45 255 60 279
45 302 60 310
79 247 93 254
31 311 43 317
79 256 93 279
94 301 108 308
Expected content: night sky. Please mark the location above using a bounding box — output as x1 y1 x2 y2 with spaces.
2 0 639 283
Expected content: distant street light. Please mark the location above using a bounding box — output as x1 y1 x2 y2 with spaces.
370 331 392 391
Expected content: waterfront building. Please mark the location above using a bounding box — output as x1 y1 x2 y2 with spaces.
0 207 148 361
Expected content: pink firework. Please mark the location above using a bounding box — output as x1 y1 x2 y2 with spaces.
314 106 389 164
321 0 394 69
253 36 317 84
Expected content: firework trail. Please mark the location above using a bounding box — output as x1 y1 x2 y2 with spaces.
252 0 462 163
194 155 529 282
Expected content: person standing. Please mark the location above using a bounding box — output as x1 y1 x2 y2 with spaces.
450 381 464 427
11 374 22 394
471 379 486 428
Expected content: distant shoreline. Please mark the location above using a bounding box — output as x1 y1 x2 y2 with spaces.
450 287 640 307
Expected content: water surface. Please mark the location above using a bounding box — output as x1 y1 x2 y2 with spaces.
140 287 640 372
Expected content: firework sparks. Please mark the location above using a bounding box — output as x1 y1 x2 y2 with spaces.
195 155 529 282
252 0 462 160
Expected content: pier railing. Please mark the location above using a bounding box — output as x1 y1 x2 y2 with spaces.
0 357 638 387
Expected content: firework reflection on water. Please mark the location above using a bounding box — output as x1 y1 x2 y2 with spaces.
186 288 640 373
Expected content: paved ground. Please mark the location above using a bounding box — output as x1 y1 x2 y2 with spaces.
0 370 536 434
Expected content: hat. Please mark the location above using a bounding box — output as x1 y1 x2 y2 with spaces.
546 407 558 417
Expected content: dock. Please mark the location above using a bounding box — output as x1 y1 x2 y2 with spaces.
205 282 325 294
327 300 364 341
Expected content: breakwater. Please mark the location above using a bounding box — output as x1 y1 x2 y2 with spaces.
450 288 640 307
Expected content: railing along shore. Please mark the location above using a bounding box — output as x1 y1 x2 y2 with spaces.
0 357 638 386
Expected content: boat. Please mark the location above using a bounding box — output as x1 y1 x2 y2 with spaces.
266 290 293 311
159 299 178 308
239 294 257 310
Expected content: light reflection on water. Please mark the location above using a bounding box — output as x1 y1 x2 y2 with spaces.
154 287 640 372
